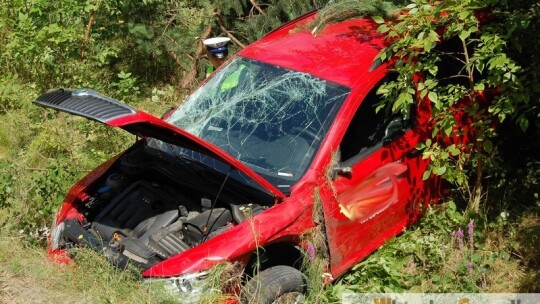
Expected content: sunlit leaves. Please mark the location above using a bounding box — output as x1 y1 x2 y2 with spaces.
373 0 531 191
372 16 385 24
428 91 438 104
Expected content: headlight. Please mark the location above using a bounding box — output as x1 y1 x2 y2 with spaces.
50 217 65 251
145 271 210 303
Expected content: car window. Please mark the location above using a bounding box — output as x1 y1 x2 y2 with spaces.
165 57 350 189
340 75 407 162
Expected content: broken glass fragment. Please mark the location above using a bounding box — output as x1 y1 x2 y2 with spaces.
166 57 350 187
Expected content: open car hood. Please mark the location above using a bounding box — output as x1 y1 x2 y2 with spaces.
34 88 286 200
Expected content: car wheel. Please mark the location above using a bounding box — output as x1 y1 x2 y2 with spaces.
242 265 307 304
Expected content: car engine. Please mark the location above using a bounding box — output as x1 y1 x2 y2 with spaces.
60 143 268 269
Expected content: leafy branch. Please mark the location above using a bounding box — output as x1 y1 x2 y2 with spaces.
373 0 530 211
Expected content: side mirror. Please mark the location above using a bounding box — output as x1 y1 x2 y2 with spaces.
331 164 352 179
383 118 406 144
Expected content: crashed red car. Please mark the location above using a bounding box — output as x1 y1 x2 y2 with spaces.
39 11 453 303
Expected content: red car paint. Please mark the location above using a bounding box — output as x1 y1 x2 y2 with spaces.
239 12 386 88
42 11 465 289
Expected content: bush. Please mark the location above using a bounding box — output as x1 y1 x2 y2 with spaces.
329 202 528 294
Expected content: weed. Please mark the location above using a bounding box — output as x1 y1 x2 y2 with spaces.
0 160 13 209
0 237 177 303
513 212 540 292
240 204 265 303
300 188 333 303
199 262 244 303
327 201 535 296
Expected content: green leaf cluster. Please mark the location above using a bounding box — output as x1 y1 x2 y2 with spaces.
325 202 527 294
371 0 539 208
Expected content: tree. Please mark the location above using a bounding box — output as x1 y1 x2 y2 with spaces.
372 0 539 210
0 0 328 97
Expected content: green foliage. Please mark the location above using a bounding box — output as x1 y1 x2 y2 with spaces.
0 75 37 113
0 0 330 97
309 1 538 210
327 202 526 294
17 158 80 241
371 0 539 209
309 0 406 33
0 160 14 209
302 189 332 303
229 0 329 39
112 71 140 97
417 140 468 186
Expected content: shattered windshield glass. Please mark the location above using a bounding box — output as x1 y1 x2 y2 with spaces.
165 57 350 189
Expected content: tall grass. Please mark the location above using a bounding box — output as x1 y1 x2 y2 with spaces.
322 202 540 299
0 236 177 303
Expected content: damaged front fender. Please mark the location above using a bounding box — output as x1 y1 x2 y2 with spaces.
142 190 315 278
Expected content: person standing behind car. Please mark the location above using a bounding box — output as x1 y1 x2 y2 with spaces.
203 37 231 77
204 37 250 94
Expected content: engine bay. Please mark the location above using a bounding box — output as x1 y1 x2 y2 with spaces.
60 141 270 269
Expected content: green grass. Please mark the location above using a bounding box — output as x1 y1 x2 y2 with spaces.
0 236 177 303
321 202 540 299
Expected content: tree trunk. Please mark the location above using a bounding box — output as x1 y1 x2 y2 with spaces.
81 0 98 61
179 25 212 89
470 155 483 212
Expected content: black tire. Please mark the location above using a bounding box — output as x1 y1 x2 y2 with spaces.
242 265 306 304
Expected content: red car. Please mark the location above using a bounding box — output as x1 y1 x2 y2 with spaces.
39 12 446 303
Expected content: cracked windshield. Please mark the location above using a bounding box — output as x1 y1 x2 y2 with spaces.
166 57 350 189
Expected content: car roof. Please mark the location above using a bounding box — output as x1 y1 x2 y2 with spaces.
238 11 388 88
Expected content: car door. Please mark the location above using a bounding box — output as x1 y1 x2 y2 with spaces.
320 76 433 277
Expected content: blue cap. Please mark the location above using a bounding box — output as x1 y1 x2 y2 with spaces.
203 37 231 59
209 45 228 58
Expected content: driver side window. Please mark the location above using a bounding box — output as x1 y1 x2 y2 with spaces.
340 76 408 162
